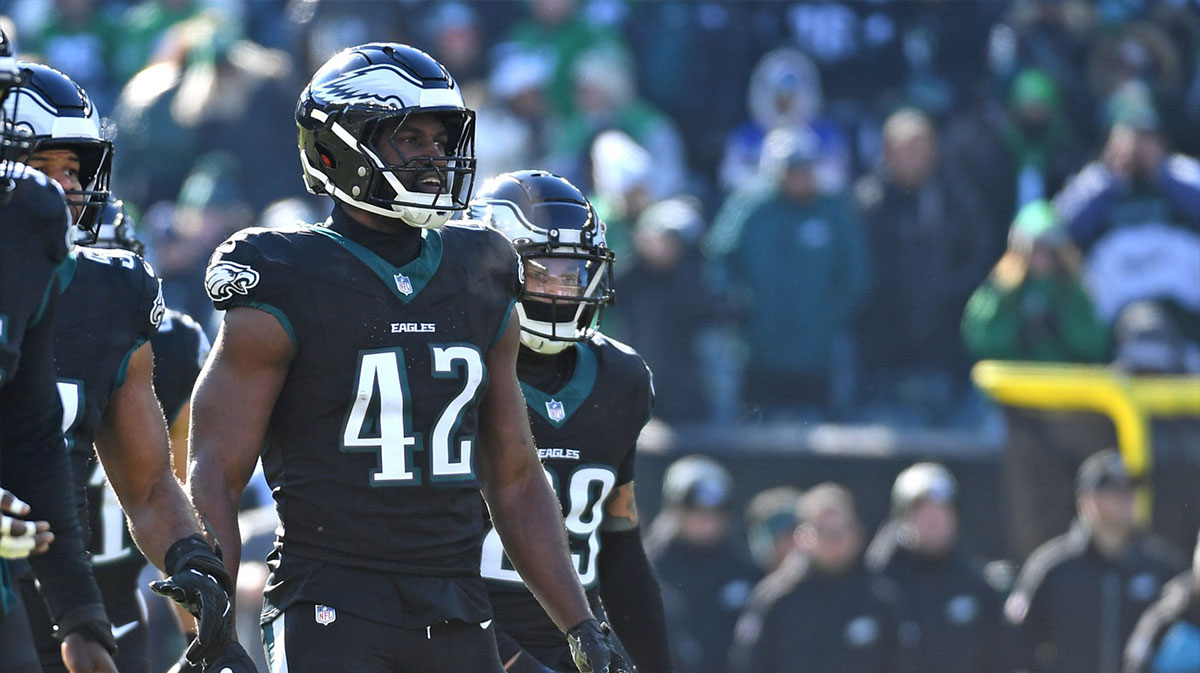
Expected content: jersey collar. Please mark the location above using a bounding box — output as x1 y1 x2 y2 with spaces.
521 342 597 427
310 225 443 303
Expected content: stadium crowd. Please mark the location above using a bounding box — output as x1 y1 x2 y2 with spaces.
0 0 1198 672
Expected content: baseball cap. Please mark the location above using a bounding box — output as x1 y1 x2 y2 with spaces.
1076 449 1138 494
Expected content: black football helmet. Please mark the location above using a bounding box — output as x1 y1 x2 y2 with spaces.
2 62 112 232
80 196 143 255
296 42 475 228
469 170 614 353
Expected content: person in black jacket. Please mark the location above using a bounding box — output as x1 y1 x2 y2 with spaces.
731 482 904 673
865 462 1008 673
1123 533 1200 673
1006 448 1187 673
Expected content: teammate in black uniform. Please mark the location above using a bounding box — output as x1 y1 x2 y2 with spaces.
469 170 671 673
190 43 624 672
0 34 120 673
5 63 252 672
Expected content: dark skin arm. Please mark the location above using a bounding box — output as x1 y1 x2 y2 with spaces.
477 313 594 633
93 341 203 571
187 307 291 585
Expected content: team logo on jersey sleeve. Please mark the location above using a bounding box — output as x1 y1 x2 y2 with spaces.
394 272 413 296
205 261 261 302
546 398 566 422
149 280 166 328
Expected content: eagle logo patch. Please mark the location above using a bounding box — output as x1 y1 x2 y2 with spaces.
546 398 566 422
205 261 261 302
149 280 166 328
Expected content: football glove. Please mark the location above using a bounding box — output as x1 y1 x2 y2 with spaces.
167 640 258 673
567 619 634 673
151 535 235 665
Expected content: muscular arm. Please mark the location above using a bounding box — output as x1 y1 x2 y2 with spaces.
187 308 291 583
599 482 674 673
94 342 202 570
477 313 593 633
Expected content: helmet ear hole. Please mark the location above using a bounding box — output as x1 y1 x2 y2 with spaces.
315 142 337 168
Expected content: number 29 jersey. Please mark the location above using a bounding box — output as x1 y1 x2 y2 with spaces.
481 334 654 643
206 221 521 580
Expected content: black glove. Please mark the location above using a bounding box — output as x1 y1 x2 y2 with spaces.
567 619 634 673
167 640 258 673
151 535 235 666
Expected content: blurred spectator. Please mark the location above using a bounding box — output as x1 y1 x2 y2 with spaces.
1112 301 1200 375
609 196 720 424
646 455 757 673
720 47 851 195
423 2 484 87
1005 448 1188 673
146 151 253 335
1002 69 1088 216
587 129 654 263
113 13 298 211
111 0 204 84
991 0 1099 145
1124 533 1200 673
744 486 802 575
472 46 552 182
1054 86 1200 348
551 45 688 199
504 0 621 117
624 1 774 193
730 482 904 673
961 199 1110 364
22 0 121 112
1085 21 1184 139
853 107 996 425
865 463 1009 673
709 127 869 420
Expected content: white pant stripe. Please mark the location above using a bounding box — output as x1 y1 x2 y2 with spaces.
267 613 288 673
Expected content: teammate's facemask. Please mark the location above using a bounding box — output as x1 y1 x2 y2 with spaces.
469 170 614 354
0 30 30 186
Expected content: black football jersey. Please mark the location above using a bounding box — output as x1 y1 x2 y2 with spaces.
206 221 520 592
150 308 210 424
0 165 71 389
482 334 653 647
53 248 164 600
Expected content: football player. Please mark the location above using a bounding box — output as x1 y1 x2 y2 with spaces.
470 170 672 673
4 63 252 672
77 196 216 668
189 43 624 672
0 32 119 673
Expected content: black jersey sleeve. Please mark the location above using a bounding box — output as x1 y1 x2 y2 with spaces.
610 339 654 486
205 229 297 346
135 258 166 339
151 309 210 424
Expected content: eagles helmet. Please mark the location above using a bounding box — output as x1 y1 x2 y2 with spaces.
296 43 475 228
469 170 615 354
2 62 112 232
80 196 143 255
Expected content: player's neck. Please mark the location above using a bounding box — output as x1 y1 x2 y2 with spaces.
517 345 577 394
330 204 423 267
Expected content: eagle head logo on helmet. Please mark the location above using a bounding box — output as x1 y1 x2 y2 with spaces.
296 43 476 230
469 170 615 354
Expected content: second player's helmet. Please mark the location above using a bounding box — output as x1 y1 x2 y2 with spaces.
296 43 475 228
2 62 112 231
80 197 143 255
469 170 615 354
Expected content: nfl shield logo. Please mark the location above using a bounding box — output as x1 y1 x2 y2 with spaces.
314 604 336 626
546 399 566 422
394 272 413 295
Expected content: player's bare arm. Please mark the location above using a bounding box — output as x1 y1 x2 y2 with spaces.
188 306 293 584
477 311 594 633
93 341 201 568
602 482 640 533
